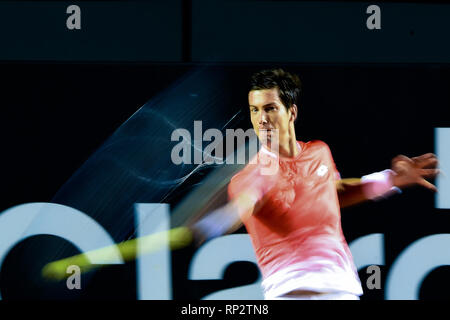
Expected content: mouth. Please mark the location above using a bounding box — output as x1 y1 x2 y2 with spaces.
259 128 274 142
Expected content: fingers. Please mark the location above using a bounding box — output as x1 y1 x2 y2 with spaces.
412 153 438 168
417 178 438 192
391 153 440 193
412 153 436 161
420 157 439 169
418 168 441 178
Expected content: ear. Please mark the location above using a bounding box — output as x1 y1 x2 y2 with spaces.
289 104 298 122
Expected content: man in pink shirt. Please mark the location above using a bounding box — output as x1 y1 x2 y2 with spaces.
192 68 439 300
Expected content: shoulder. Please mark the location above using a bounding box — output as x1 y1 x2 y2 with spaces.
309 139 330 148
300 140 337 164
301 139 332 153
229 163 260 186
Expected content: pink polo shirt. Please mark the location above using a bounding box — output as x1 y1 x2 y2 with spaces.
228 140 363 299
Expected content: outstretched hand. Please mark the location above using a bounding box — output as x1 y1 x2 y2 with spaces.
391 153 440 192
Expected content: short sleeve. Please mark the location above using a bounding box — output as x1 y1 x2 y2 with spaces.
315 140 341 181
334 168 341 180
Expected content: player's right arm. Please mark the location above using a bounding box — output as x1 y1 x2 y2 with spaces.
188 189 260 246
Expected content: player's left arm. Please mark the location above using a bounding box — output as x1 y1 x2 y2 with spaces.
336 153 440 208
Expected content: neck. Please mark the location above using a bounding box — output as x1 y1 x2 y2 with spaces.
278 125 299 158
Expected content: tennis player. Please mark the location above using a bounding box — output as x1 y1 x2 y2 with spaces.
191 68 439 300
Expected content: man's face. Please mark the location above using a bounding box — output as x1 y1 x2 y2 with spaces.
248 88 294 149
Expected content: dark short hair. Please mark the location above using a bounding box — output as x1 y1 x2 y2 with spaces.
249 68 302 110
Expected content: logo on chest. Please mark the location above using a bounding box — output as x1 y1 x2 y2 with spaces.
316 164 329 177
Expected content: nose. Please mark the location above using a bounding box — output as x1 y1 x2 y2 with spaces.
258 111 268 125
